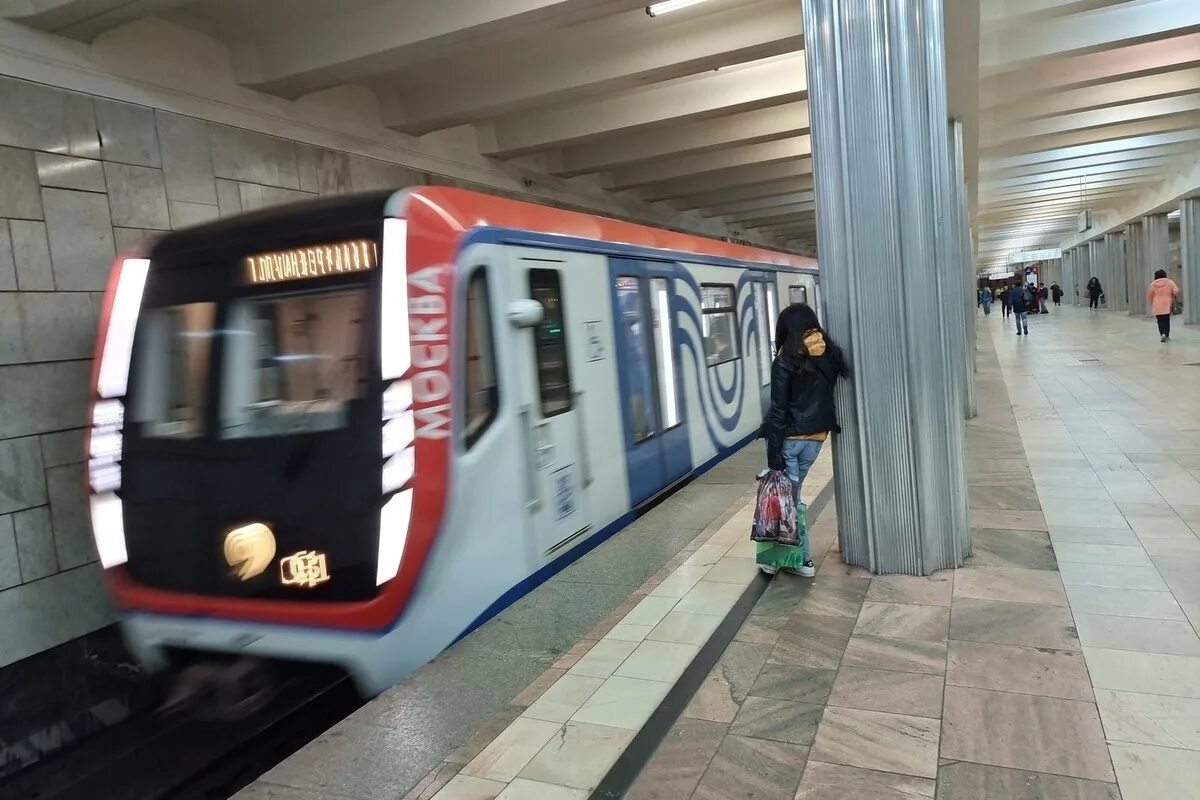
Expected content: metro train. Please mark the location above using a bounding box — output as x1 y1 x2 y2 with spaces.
87 186 820 696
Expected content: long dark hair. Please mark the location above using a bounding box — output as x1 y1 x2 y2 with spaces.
774 303 829 362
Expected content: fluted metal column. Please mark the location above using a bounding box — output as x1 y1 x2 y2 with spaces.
1062 250 1073 306
1144 213 1170 315
950 119 976 420
1181 199 1200 325
1126 222 1145 316
1105 232 1127 311
1078 244 1091 306
801 0 969 574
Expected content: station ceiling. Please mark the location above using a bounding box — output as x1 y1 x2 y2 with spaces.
6 0 1198 264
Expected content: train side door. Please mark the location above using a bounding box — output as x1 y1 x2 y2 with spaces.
609 259 691 507
751 274 779 416
506 255 592 558
788 273 821 323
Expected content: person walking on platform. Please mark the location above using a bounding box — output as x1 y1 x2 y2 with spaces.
981 287 993 316
1008 283 1030 335
1148 269 1181 342
1051 283 1063 306
1000 285 1011 318
1038 284 1050 314
761 303 848 578
1087 277 1103 310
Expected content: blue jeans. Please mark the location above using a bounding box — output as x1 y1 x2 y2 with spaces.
1014 311 1028 333
782 438 822 560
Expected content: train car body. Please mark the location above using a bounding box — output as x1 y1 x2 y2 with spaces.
87 187 819 695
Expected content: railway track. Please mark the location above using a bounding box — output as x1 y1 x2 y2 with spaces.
2 669 362 800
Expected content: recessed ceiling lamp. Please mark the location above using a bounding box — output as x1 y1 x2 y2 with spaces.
1167 209 1181 219
646 0 711 17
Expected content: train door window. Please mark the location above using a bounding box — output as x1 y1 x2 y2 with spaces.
789 284 808 305
132 301 216 439
650 278 680 429
464 269 498 448
752 283 772 386
220 289 366 438
766 283 779 346
615 276 654 441
529 269 572 416
700 284 739 367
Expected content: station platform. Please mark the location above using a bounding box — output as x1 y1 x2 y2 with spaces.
238 308 1200 800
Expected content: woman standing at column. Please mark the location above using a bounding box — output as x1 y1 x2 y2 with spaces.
1147 269 1181 342
761 304 848 578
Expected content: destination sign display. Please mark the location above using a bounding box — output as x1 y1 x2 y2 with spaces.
245 239 378 285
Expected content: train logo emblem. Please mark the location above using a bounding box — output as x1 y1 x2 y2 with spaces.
223 523 277 581
280 551 331 589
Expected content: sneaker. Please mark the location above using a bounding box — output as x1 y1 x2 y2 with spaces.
1162 334 1168 343
784 561 817 578
758 564 778 576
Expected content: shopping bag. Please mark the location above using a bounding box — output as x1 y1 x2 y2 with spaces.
750 469 798 546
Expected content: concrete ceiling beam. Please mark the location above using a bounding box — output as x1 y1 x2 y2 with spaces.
983 0 1200 69
548 102 809 177
231 0 648 97
981 157 1187 191
604 136 811 191
981 140 1200 178
672 175 816 210
0 0 191 39
380 0 803 135
983 177 1158 203
986 67 1200 127
637 157 813 203
723 202 816 225
475 53 806 157
733 208 816 227
701 191 816 217
981 111 1200 159
985 93 1200 146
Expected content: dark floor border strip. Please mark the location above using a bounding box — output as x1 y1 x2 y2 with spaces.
588 479 836 800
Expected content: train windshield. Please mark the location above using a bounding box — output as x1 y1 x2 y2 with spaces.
120 235 384 604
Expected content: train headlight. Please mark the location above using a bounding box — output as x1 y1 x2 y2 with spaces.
377 217 416 586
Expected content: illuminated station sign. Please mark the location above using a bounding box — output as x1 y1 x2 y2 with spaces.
1007 248 1061 264
245 239 378 285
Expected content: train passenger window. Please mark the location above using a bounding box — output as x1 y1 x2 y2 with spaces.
132 302 216 439
529 270 572 416
789 285 808 305
464 270 498 448
752 283 772 386
766 283 779 349
615 276 654 442
220 289 366 438
650 278 680 429
700 284 739 367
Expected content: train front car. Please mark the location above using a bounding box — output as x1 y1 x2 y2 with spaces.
87 190 451 695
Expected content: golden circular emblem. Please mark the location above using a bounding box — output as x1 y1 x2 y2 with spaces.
224 523 277 580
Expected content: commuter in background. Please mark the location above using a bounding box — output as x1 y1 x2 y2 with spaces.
1000 285 1011 318
1051 283 1063 306
981 287 993 316
1038 284 1050 314
1008 282 1030 335
1147 269 1181 343
1087 277 1103 310
762 303 847 578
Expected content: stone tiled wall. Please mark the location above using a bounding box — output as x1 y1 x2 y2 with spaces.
0 73 499 667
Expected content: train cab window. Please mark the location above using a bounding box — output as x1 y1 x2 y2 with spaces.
615 276 654 442
649 278 680 429
700 284 739 367
464 270 498 447
789 285 808 305
220 289 366 438
752 283 772 386
529 270 572 417
132 301 216 439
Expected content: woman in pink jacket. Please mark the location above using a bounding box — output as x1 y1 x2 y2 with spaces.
1147 269 1181 342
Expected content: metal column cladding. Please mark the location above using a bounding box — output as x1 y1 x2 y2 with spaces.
1063 249 1076 306
1126 221 1145 316
1105 231 1127 312
800 0 969 575
1077 243 1091 304
951 119 977 421
1143 213 1171 316
1181 199 1200 326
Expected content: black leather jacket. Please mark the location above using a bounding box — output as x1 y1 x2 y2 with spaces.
765 346 847 470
